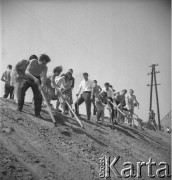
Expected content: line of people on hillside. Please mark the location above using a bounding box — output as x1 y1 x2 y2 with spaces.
1 54 139 126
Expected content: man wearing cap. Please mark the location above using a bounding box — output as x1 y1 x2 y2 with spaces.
92 80 102 115
75 72 94 120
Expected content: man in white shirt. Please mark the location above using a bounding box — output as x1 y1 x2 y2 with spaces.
75 72 93 120
102 82 115 123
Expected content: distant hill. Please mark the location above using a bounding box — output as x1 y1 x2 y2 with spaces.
161 111 171 129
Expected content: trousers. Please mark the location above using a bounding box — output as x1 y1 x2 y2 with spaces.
18 77 42 115
3 83 14 99
75 91 91 119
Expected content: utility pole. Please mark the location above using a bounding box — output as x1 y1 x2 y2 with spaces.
147 64 161 131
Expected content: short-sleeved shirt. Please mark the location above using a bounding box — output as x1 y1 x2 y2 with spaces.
102 87 114 98
27 59 47 77
79 79 93 92
93 85 102 98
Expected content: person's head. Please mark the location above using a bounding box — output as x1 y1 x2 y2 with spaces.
7 64 12 70
83 72 88 80
65 72 72 81
93 80 97 87
129 89 134 95
68 69 73 75
38 54 51 65
45 78 51 86
121 89 127 95
29 54 38 61
53 66 63 76
104 82 110 91
101 91 107 98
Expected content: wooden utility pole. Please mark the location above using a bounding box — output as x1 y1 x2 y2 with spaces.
147 64 161 130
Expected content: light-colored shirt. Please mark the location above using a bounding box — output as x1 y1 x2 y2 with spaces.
102 87 114 98
79 79 93 92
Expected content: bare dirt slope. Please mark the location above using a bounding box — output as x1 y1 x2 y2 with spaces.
0 98 171 180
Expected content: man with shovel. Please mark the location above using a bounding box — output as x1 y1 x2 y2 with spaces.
17 54 51 118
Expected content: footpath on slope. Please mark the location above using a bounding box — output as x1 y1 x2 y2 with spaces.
0 98 171 180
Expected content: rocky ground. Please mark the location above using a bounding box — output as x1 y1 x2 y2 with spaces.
0 98 171 180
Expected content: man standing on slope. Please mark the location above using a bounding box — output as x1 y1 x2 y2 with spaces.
1 64 14 99
102 82 115 123
17 54 51 118
75 72 94 120
114 89 127 124
92 80 102 115
11 55 38 103
68 69 75 116
126 89 139 126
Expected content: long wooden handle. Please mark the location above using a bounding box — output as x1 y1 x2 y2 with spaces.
109 101 126 116
66 100 84 128
55 88 84 128
40 88 56 123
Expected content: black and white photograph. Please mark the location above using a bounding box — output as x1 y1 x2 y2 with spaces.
0 0 171 179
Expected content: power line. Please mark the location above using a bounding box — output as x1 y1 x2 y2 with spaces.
12 1 110 67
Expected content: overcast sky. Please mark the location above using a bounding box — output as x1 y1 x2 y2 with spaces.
0 0 171 122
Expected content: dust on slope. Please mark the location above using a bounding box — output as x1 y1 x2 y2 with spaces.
0 98 171 180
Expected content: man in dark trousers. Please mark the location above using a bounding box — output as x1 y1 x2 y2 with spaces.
102 82 115 123
11 55 38 103
92 80 102 115
68 69 75 117
1 64 14 99
75 72 93 120
17 54 51 118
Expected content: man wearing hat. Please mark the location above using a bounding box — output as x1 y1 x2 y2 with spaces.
75 72 94 120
